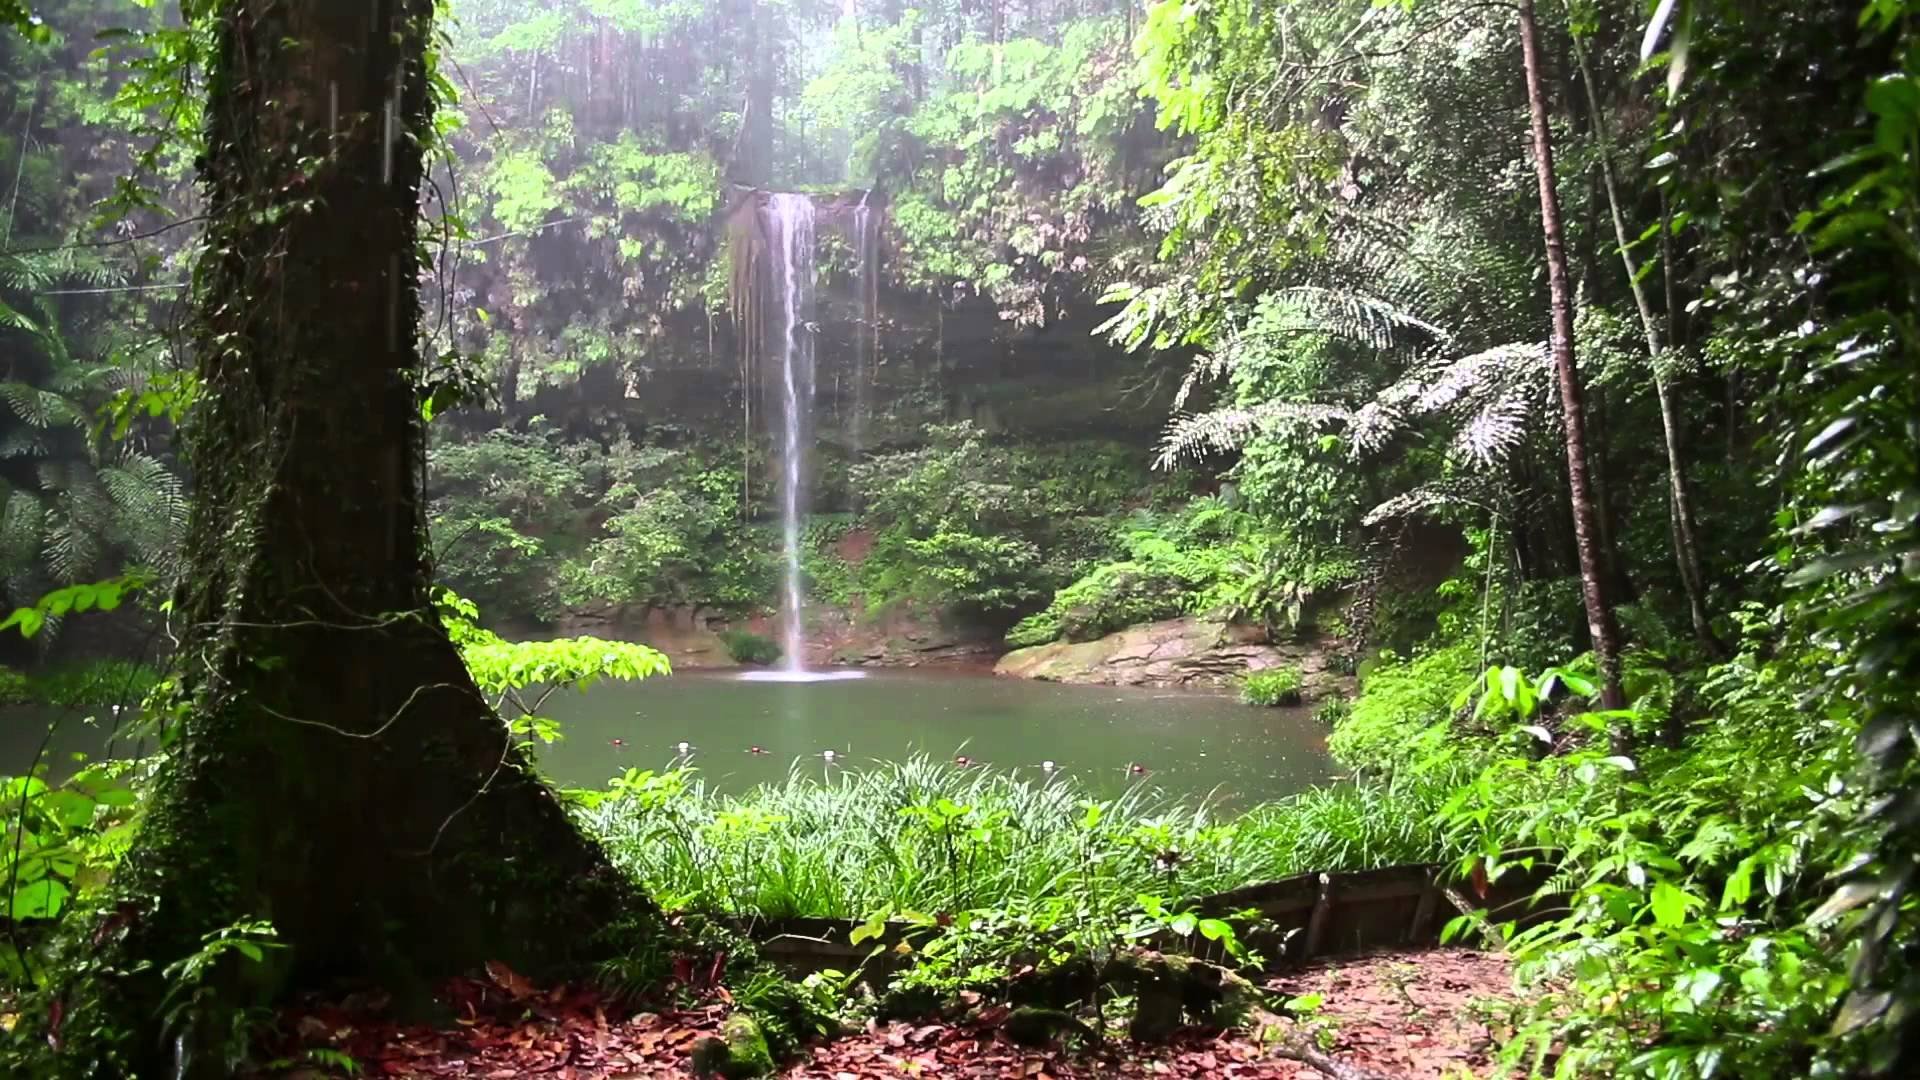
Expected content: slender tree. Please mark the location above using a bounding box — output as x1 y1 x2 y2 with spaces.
57 2 641 1072
1516 0 1627 712
1568 25 1723 657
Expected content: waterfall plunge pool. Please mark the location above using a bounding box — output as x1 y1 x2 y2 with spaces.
534 668 1333 807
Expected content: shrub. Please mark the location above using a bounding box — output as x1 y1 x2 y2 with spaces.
1005 559 1190 647
1240 667 1303 706
1330 641 1478 772
719 629 782 666
28 659 161 710
0 666 30 705
1312 696 1350 727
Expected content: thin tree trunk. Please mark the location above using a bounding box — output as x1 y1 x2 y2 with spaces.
1568 27 1723 656
1517 0 1627 714
57 4 643 1073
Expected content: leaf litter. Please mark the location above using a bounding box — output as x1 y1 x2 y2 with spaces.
252 948 1513 1079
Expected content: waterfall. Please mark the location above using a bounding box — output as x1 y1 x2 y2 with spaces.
766 193 815 672
850 194 876 494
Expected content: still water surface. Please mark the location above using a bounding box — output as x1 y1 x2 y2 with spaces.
0 670 1335 807
534 669 1333 805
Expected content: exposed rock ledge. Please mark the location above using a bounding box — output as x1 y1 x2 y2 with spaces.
544 599 999 670
994 615 1352 697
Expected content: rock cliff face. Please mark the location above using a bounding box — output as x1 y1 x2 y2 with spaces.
993 616 1353 698
544 600 999 670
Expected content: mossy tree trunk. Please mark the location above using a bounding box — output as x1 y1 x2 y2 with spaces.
58 2 643 1073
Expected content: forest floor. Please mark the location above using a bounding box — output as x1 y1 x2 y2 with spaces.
260 949 1515 1079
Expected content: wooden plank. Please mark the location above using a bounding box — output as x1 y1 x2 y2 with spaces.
1302 873 1334 958
1407 878 1440 944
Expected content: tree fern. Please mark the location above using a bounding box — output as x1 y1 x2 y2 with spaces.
0 490 46 579
100 451 188 575
1157 401 1351 467
2 381 84 430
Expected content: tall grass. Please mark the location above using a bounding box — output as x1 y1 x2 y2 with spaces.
581 755 1467 919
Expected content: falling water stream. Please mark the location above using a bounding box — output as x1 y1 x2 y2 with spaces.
740 193 864 683
850 194 875 482
766 193 813 673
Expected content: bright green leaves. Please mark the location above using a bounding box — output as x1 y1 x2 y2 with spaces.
0 574 149 638
1649 879 1703 927
0 2 49 43
436 587 668 753
485 150 562 233
2 764 143 926
93 370 199 443
436 587 670 697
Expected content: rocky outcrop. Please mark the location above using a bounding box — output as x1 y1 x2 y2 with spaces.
548 602 734 668
994 616 1352 698
816 601 1001 668
536 598 998 671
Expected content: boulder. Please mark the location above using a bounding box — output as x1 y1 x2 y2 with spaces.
994 615 1353 697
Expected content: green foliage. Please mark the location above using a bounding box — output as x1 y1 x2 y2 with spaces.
1311 697 1350 728
430 429 767 619
814 18 1148 319
1005 558 1187 648
436 588 670 751
22 657 160 710
1 763 139 924
0 574 147 640
718 629 780 667
1008 495 1357 648
1239 667 1302 708
585 755 1460 921
852 424 1143 620
0 665 29 704
1431 650 1855 1078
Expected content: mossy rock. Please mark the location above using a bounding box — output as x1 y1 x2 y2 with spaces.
690 1014 774 1079
1002 1006 1101 1048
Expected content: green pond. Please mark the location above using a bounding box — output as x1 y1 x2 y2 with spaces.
2 670 1335 806
534 669 1333 805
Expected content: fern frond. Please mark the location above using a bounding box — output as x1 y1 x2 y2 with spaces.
2 382 84 430
1156 401 1351 468
0 489 46 575
1362 478 1502 526
0 428 48 459
101 451 188 574
1261 286 1450 351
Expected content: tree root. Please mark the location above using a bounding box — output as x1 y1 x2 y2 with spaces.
1270 1040 1400 1080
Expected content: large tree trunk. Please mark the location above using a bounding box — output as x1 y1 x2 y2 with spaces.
1517 0 1628 713
60 3 642 1073
1567 27 1723 657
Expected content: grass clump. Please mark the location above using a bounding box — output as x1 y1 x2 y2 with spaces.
1240 666 1303 706
1312 696 1351 726
719 629 781 666
580 756 1461 919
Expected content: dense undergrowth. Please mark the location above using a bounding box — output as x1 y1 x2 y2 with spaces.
1 0 1915 1075
580 756 1460 920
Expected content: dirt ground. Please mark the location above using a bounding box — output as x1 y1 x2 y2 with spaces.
263 948 1518 1079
